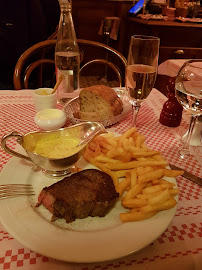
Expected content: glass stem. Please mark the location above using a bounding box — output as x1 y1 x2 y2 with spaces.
180 115 198 158
132 104 140 127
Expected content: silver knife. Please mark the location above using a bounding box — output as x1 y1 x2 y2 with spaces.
169 164 202 187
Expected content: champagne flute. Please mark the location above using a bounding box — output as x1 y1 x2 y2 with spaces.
125 35 160 126
175 59 202 159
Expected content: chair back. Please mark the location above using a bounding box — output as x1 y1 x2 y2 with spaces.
13 39 127 90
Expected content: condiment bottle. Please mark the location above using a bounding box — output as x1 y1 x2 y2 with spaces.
55 0 80 104
159 77 183 127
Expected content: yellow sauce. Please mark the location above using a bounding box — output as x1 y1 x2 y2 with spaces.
39 90 49 95
33 134 82 159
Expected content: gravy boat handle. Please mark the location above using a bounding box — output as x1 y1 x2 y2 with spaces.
1 132 31 161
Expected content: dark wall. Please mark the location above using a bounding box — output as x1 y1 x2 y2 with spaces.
0 0 60 89
0 0 132 89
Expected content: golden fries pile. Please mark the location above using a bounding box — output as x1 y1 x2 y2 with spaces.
83 127 183 222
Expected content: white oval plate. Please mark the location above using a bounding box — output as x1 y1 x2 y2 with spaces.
0 156 178 263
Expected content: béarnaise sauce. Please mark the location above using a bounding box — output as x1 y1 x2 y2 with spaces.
33 134 82 159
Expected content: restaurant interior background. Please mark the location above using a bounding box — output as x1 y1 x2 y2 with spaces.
0 0 60 90
1 0 202 91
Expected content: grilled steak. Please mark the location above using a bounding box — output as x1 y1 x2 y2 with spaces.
36 169 119 223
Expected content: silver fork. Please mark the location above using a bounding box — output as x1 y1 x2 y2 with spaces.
0 184 35 200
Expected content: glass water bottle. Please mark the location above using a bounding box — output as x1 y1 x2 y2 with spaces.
55 0 80 104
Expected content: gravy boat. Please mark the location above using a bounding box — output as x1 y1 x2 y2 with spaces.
1 122 106 177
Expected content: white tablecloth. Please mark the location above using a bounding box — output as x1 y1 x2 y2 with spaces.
158 59 187 77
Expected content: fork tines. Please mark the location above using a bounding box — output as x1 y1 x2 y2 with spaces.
0 184 35 200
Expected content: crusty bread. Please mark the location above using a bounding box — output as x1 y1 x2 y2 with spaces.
79 85 123 121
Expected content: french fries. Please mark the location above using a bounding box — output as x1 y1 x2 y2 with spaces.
83 127 183 223
105 160 168 170
120 211 158 222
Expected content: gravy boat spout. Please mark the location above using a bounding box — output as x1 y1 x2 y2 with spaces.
1 122 106 177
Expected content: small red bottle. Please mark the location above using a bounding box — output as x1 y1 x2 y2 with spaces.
159 77 183 127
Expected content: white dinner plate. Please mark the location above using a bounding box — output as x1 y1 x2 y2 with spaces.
0 155 178 263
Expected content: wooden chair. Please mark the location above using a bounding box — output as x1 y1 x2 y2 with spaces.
13 39 127 90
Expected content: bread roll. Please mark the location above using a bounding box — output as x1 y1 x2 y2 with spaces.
79 85 123 121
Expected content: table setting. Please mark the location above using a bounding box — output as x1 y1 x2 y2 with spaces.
0 30 202 269
0 82 201 270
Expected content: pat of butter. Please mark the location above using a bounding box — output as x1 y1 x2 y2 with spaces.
37 109 64 120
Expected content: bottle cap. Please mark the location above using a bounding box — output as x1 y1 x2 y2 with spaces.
58 0 71 4
58 0 71 10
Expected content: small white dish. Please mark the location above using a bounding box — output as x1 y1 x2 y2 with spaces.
34 109 67 130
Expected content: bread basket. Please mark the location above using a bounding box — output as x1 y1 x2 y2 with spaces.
64 88 131 127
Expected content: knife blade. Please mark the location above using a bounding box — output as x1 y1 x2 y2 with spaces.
169 164 202 186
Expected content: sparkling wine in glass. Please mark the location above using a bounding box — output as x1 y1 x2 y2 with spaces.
125 35 160 126
175 59 202 159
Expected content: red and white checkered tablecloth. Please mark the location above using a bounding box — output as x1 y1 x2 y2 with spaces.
0 89 201 270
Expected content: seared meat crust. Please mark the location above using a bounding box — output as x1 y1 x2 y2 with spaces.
37 169 119 223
